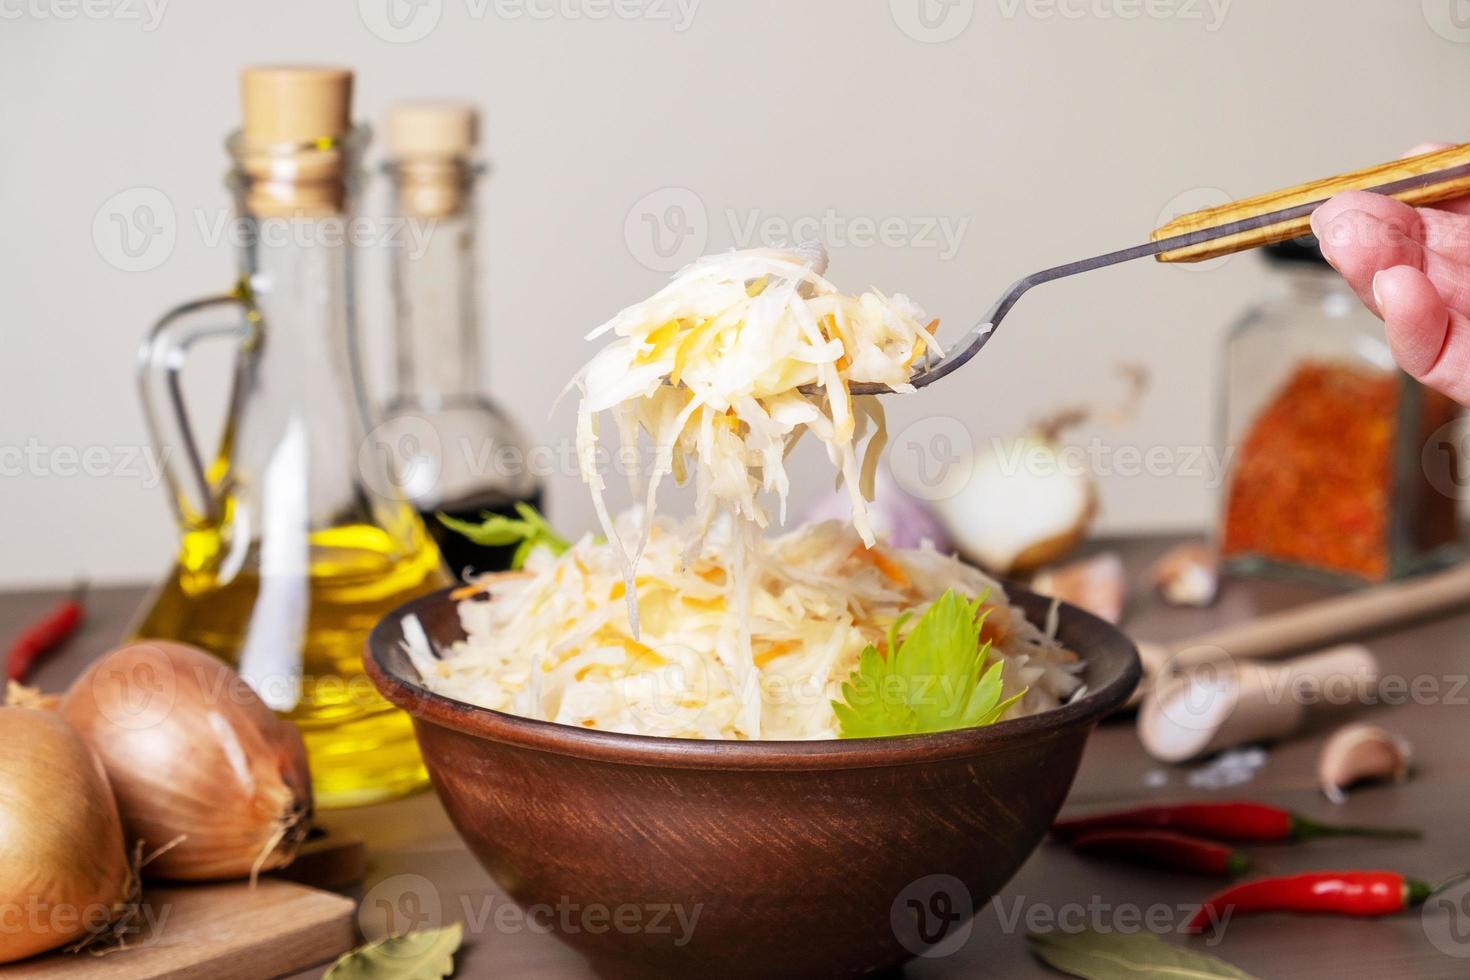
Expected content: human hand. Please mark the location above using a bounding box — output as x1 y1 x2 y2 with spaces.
1312 145 1470 405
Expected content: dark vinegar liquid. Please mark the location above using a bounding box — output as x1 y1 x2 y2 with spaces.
422 485 547 579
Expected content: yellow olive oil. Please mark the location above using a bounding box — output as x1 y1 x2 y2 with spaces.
135 69 458 808
133 521 450 808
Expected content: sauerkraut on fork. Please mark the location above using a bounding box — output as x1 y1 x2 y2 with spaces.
571 245 940 631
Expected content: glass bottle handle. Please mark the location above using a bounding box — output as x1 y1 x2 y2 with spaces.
136 293 254 528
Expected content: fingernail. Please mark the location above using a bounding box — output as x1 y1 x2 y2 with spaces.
1371 269 1387 310
1309 208 1324 237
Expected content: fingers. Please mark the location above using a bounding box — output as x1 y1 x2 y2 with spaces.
1425 198 1470 218
1313 197 1470 315
1313 202 1416 312
1373 266 1448 377
1373 265 1470 402
1303 144 1470 406
1317 189 1470 262
1313 190 1470 263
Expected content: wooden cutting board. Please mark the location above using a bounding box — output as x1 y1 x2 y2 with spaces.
274 826 368 891
7 878 355 980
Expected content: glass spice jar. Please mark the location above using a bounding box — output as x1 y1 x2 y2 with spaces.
1218 236 1464 583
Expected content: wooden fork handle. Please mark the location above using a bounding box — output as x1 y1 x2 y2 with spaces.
1152 141 1470 262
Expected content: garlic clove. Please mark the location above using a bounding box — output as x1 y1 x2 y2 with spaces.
1318 722 1412 804
1139 644 1379 764
1031 552 1126 624
1150 542 1220 608
933 434 1097 575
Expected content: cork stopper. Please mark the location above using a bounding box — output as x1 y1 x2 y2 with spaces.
237 66 355 217
387 103 478 159
242 66 353 146
387 103 479 219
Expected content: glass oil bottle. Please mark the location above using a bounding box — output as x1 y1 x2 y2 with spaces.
377 103 543 578
133 67 451 807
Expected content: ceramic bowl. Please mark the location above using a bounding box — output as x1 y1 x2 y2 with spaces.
367 586 1139 978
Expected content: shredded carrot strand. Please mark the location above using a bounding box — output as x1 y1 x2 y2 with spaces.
849 544 911 590
754 640 800 667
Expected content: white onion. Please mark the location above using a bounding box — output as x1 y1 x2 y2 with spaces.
933 433 1096 574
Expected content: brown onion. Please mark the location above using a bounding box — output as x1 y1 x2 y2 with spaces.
0 706 134 963
60 641 312 882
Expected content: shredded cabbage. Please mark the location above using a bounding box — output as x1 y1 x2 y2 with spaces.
571 245 941 631
419 245 1086 740
420 517 1083 739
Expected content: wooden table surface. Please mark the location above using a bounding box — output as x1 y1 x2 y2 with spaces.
5 536 1470 979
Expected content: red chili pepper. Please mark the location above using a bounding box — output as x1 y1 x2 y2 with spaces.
5 583 86 683
1186 870 1469 933
1069 829 1250 878
1051 801 1420 843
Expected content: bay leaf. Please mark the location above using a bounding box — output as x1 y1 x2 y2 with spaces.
324 923 463 980
1027 929 1258 980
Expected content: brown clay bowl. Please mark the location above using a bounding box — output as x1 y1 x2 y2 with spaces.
367 586 1139 978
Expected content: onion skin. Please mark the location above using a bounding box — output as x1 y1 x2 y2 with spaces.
1008 490 1096 574
934 434 1097 575
60 641 312 882
0 707 132 963
803 470 952 552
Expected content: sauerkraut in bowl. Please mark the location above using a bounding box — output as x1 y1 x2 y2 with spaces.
406 245 1085 740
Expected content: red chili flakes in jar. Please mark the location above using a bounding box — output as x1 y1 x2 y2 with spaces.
1222 362 1458 580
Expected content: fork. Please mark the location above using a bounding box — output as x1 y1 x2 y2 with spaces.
838 141 1470 396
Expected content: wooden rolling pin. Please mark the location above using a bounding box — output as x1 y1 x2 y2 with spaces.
1134 561 1470 690
1126 561 1470 710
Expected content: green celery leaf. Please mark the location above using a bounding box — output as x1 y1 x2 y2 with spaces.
436 505 570 569
436 513 526 546
832 588 1027 738
324 923 463 979
1026 929 1258 980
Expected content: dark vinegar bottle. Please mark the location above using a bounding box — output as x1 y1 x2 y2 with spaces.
377 103 543 578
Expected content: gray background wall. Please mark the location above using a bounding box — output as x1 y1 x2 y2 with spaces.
4 0 1468 587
